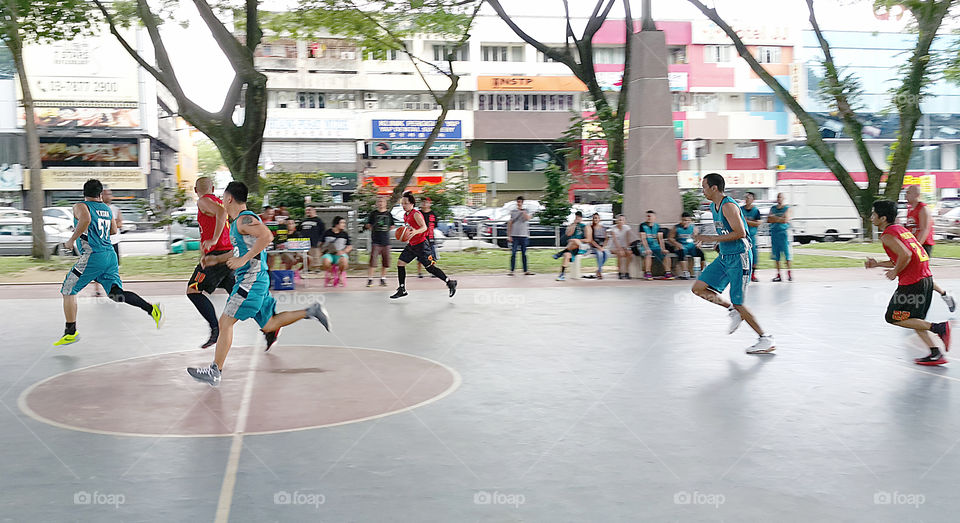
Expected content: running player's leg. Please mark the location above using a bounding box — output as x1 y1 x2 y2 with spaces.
187 262 222 346
55 254 100 345
886 278 949 363
391 245 416 298
416 246 456 296
692 258 730 307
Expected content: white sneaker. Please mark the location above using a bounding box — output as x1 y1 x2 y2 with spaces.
746 335 776 354
727 307 743 334
943 293 956 313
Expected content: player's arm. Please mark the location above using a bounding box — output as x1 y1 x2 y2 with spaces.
64 202 90 246
410 212 428 235
227 215 271 269
874 234 911 278
767 212 779 223
917 205 932 244
110 217 118 236
506 217 513 238
198 196 227 252
565 223 576 237
782 207 791 223
700 202 747 243
667 227 682 249
744 210 761 228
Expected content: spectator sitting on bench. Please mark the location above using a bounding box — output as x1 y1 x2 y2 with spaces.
320 216 352 274
589 213 609 279
607 214 635 279
552 211 591 281
639 210 674 280
668 212 705 280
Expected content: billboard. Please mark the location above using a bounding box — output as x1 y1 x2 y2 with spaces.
369 141 464 157
372 120 461 139
581 140 608 173
21 107 140 129
478 76 586 92
263 117 354 139
23 168 147 190
41 139 139 167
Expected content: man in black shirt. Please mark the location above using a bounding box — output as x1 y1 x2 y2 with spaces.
417 197 438 278
298 206 325 270
366 195 394 287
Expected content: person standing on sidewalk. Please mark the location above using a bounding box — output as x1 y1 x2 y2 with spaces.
507 196 533 275
365 195 394 287
768 192 793 282
741 191 762 282
905 185 956 312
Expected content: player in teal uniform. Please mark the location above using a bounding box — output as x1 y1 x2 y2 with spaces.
55 179 162 346
639 210 673 280
187 181 331 386
741 191 762 282
692 173 774 354
768 192 792 281
668 212 704 279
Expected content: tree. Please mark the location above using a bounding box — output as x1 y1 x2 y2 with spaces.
274 0 482 205
687 0 954 234
539 162 573 226
2 0 92 259
262 172 330 220
94 0 269 193
421 150 470 220
486 0 632 210
196 138 224 176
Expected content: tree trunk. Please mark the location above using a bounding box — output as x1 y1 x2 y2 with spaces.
7 28 47 259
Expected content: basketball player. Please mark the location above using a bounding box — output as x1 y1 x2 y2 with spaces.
768 192 792 281
186 177 236 348
905 185 955 312
866 199 950 365
91 188 123 296
55 179 163 346
390 192 457 299
416 197 439 278
741 191 762 282
691 173 775 354
187 181 331 386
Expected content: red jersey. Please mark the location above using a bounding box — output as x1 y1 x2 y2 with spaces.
906 201 935 246
421 210 437 239
197 194 233 253
403 209 428 245
882 224 932 286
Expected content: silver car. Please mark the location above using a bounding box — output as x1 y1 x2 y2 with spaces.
0 218 78 256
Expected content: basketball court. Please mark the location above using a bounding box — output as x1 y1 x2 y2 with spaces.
2 272 959 521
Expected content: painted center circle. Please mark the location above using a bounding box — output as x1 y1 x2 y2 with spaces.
20 346 459 437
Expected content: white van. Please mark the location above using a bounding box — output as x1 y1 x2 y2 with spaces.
774 180 862 243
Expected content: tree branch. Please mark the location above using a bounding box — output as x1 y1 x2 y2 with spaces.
584 0 617 40
561 0 578 61
92 1 168 87
136 0 190 101
245 0 262 53
191 0 255 76
486 0 579 74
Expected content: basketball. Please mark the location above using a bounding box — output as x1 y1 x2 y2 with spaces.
395 226 412 242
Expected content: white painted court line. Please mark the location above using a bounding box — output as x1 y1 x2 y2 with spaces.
214 347 261 523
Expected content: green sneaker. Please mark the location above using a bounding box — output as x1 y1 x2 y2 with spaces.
151 304 164 329
54 333 79 346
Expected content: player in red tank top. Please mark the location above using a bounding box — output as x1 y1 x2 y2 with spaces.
186 177 238 348
865 200 950 365
905 185 955 312
390 191 457 299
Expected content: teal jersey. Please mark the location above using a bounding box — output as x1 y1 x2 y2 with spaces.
570 222 586 240
711 196 749 256
769 204 790 233
674 223 695 245
230 210 269 281
76 201 114 254
741 205 761 237
640 223 661 246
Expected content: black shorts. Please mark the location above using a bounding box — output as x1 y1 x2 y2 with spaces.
885 276 934 324
188 250 236 294
399 242 436 267
923 244 933 256
113 243 120 265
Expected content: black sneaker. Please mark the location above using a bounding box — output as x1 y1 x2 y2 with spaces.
263 328 281 352
187 363 221 386
201 329 219 349
390 287 408 299
380 278 387 287
772 275 783 282
418 273 424 279
366 279 373 288
524 271 535 276
447 279 458 298
915 353 947 366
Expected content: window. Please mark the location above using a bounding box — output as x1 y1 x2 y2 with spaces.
668 46 687 65
885 144 942 171
482 46 507 62
487 143 565 171
433 44 468 62
672 92 690 112
478 94 575 111
593 47 625 65
757 46 781 64
703 45 732 63
692 94 719 112
776 145 832 170
733 143 760 159
365 48 402 61
297 91 325 109
749 95 775 112
538 48 567 62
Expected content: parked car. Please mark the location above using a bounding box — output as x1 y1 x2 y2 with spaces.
936 207 960 238
482 220 562 248
460 207 510 238
0 218 77 256
938 197 960 215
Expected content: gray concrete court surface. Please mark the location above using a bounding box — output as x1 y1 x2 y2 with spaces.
3 276 960 522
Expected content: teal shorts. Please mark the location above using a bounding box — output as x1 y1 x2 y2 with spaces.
322 253 345 265
60 250 122 295
223 276 276 328
698 251 752 305
771 231 792 261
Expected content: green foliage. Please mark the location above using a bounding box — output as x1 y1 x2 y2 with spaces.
538 162 573 226
4 0 93 45
262 172 331 220
815 61 865 113
421 177 466 221
353 181 380 217
681 190 704 217
196 138 224 176
137 187 188 227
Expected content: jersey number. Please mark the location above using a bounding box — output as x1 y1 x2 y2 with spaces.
909 241 930 262
97 218 110 241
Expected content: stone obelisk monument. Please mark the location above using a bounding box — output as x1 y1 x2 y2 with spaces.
623 0 682 226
